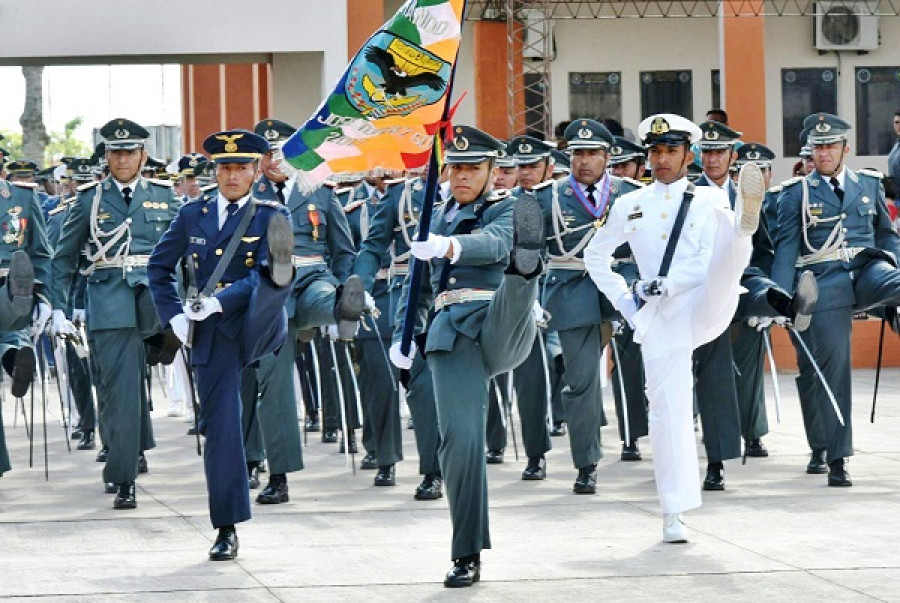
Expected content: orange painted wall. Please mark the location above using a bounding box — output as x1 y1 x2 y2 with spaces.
473 21 518 139
722 3 767 143
347 0 384 57
769 319 900 370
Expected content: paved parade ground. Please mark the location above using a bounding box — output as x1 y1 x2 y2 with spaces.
1 366 899 601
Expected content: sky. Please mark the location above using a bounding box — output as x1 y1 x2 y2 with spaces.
0 64 182 143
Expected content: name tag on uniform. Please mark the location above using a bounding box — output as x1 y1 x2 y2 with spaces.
810 208 823 216
189 237 207 245
627 212 643 221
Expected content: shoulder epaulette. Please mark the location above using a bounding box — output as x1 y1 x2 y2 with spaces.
487 189 512 202
48 200 70 216
145 177 174 188
531 180 554 191
183 196 204 205
858 168 884 179
383 177 407 186
77 181 101 192
323 181 338 189
252 198 280 209
767 184 783 194
200 183 218 193
781 176 804 188
11 181 38 189
334 186 355 196
343 199 365 213
620 176 645 188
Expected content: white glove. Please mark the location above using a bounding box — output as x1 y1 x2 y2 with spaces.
749 316 787 331
170 313 189 344
616 294 639 328
323 324 341 339
531 300 548 328
183 297 222 321
50 309 76 337
389 340 417 370
410 234 451 261
633 278 667 302
72 308 86 325
364 291 377 312
32 302 51 334
611 320 625 336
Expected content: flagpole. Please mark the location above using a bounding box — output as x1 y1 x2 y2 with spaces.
399 0 468 357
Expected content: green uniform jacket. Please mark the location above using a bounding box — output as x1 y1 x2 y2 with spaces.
0 180 52 294
51 177 179 329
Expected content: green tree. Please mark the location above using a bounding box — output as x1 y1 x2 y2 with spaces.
0 130 24 159
47 117 92 162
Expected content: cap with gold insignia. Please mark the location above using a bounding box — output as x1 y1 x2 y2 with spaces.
178 152 209 176
550 149 571 174
143 156 166 172
35 166 59 182
67 158 95 182
99 118 149 150
508 135 554 165
803 112 850 146
564 118 613 150
607 136 646 166
203 129 269 164
6 160 38 178
696 120 742 150
253 119 297 150
496 144 517 169
444 125 505 165
735 142 775 168
639 113 702 147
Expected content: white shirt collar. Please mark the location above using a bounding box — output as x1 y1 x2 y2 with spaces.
651 176 689 199
829 167 847 189
575 174 606 195
273 177 295 201
216 192 250 229
113 176 139 194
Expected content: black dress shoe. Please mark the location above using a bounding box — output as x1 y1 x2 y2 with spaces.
573 463 597 494
71 428 83 440
305 415 321 432
187 425 198 436
444 554 480 588
551 421 567 437
266 212 294 287
374 464 396 486
11 346 35 398
745 438 769 458
407 417 415 430
209 527 239 561
322 429 338 443
96 446 109 463
77 430 96 451
414 474 443 500
621 440 642 461
335 275 366 340
522 456 546 480
827 458 853 487
113 482 137 509
360 452 378 470
485 449 505 464
256 474 289 504
703 462 725 491
104 482 117 494
248 463 261 490
138 454 148 474
339 433 358 454
806 449 827 474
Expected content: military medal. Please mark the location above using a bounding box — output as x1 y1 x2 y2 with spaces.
593 219 604 229
308 203 320 241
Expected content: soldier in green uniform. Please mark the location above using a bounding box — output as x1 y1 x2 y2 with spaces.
529 119 641 493
247 118 365 501
50 118 179 509
390 125 544 587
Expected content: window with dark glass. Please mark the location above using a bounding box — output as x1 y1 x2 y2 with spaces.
568 72 622 123
855 67 900 156
781 67 838 157
640 70 692 119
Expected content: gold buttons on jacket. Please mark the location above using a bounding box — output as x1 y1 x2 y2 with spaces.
661 234 668 240
215 249 223 256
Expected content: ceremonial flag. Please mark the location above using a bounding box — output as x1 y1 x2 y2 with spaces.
279 0 465 192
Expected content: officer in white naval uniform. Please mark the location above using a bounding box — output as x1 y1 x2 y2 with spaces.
584 113 763 543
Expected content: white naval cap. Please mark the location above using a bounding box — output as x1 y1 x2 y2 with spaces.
638 114 703 146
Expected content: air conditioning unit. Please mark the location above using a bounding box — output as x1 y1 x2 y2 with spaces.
815 1 879 51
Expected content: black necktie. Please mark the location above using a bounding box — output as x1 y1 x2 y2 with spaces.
222 202 238 230
830 177 844 202
275 181 286 204
585 184 597 207
121 186 132 205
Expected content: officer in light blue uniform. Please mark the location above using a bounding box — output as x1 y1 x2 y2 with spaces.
390 125 543 587
354 175 444 499
148 129 294 560
51 119 177 507
773 112 900 487
530 119 641 494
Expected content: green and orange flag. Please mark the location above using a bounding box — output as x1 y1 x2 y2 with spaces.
279 0 465 191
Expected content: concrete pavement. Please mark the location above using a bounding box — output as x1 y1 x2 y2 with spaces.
1 366 899 600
